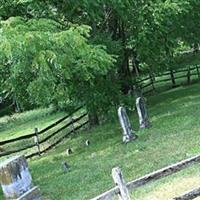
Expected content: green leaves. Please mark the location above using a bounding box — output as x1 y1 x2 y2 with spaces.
0 17 117 112
1 0 200 114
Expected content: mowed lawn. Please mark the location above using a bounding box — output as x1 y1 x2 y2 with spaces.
1 83 200 200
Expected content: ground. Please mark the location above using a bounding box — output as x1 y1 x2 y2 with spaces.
1 83 200 200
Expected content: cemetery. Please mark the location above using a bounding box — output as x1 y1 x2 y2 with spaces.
1 83 200 200
1 1 200 200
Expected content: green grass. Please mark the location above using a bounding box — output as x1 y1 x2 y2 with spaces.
0 107 66 140
1 83 200 200
0 107 87 159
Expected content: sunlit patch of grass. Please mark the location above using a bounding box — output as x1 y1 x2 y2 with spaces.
133 164 200 200
0 107 66 140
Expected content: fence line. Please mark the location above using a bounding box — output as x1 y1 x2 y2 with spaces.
0 106 83 146
0 106 88 159
91 154 200 200
136 65 200 95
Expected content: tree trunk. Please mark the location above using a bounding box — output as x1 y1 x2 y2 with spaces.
118 22 132 94
132 51 140 77
13 94 22 113
105 10 132 94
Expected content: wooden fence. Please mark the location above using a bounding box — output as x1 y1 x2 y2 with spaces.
0 106 89 159
91 154 200 200
135 65 200 95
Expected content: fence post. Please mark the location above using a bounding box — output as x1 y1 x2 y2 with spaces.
150 73 156 91
196 65 200 80
34 128 41 156
170 69 176 87
187 66 191 84
112 167 131 200
70 115 75 133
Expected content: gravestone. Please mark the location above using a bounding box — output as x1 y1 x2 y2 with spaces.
136 97 150 128
0 156 41 200
66 148 73 156
118 106 137 143
61 161 70 173
85 140 90 146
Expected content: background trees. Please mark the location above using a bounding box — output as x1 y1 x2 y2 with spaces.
1 0 200 124
0 18 119 123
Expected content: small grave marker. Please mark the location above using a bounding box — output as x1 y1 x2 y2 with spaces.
85 140 90 146
61 161 70 173
66 148 73 156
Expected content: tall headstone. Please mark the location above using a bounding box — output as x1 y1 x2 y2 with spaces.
118 106 137 143
0 156 41 200
136 97 150 129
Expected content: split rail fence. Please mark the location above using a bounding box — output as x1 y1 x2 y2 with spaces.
91 154 200 200
0 107 89 159
135 65 200 95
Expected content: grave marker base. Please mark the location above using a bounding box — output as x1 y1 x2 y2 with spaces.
16 186 41 200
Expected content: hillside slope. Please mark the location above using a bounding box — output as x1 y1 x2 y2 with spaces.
1 83 200 200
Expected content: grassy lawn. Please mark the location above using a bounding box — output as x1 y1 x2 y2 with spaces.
1 83 200 199
0 107 66 140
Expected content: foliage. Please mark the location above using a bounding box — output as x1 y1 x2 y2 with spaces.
1 1 200 118
0 17 118 114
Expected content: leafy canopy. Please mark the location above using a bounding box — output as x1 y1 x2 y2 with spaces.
0 17 117 112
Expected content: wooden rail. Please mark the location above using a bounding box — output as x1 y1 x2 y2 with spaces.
173 187 200 200
91 154 200 200
26 120 89 159
135 65 200 95
39 113 87 144
0 106 82 146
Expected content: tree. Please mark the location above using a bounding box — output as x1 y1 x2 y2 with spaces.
0 17 119 124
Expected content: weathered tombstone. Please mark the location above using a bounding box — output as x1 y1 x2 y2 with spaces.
118 107 137 143
85 140 90 146
136 97 150 129
0 156 41 200
61 161 70 173
66 148 73 156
